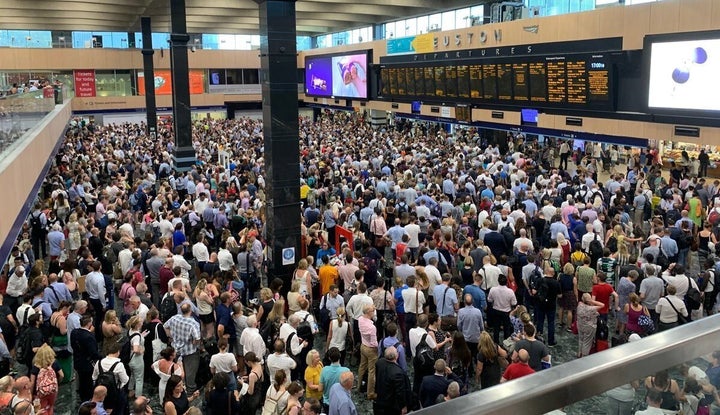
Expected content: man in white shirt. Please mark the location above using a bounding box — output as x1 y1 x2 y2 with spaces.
512 229 534 253
266 338 297 386
404 218 421 263
192 234 210 272
6 265 27 312
581 224 603 253
401 275 425 343
424 257 442 309
661 264 698 298
92 341 129 410
117 242 137 276
171 246 193 279
217 243 235 272
487 275 517 344
479 256 502 292
240 315 266 363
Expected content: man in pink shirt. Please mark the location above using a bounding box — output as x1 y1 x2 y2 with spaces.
358 303 378 401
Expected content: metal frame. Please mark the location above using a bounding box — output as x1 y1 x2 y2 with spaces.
414 315 720 414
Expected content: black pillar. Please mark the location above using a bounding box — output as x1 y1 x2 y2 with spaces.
256 0 300 288
141 17 158 140
169 0 196 171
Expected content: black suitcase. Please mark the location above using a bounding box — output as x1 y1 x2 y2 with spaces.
611 333 627 347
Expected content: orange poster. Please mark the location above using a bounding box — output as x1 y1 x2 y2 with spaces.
137 70 205 95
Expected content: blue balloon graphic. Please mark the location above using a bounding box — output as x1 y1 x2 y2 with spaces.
672 67 690 84
693 47 708 64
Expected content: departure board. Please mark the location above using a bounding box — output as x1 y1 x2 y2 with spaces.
423 67 435 97
397 67 407 96
483 64 498 100
528 62 547 102
406 67 415 96
380 52 613 111
434 67 446 97
566 59 587 104
469 64 482 98
497 63 513 101
546 59 567 103
388 67 398 96
513 63 529 101
445 65 457 98
414 67 424 96
588 57 610 104
380 68 389 96
457 65 470 98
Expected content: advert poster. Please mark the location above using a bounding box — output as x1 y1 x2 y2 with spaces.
73 69 96 98
137 70 205 95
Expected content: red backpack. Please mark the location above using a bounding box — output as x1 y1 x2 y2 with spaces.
36 367 58 398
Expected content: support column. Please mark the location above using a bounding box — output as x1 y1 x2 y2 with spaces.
140 17 158 139
169 0 196 171
369 109 387 130
256 0 300 289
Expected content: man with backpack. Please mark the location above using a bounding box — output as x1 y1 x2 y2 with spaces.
409 314 438 406
93 340 129 415
278 313 309 381
28 203 47 261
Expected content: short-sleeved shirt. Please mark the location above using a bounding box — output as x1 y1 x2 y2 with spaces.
216 303 236 340
514 339 549 371
592 283 615 314
432 284 457 317
164 315 200 356
503 362 535 381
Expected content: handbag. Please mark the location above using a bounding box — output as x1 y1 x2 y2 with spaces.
637 308 655 333
151 323 167 362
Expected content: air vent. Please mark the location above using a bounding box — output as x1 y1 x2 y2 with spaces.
430 106 440 113
391 103 399 109
491 111 504 119
566 117 583 126
674 126 700 138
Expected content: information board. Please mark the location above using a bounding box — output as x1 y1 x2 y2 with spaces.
513 63 529 102
483 64 498 100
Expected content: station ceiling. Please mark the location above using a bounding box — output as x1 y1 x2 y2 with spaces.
2 0 485 36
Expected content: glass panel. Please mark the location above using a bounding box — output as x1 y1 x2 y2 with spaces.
456 7 471 29
417 15 429 34
428 13 442 32
225 69 242 85
201 34 219 50
470 5 485 23
405 18 417 36
0 89 56 159
242 69 259 85
296 36 312 51
442 11 456 31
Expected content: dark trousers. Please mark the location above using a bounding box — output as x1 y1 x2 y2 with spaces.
404 313 417 355
77 369 94 402
560 153 569 170
491 309 512 344
536 307 557 344
89 298 105 343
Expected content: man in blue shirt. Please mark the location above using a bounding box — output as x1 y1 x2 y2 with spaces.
463 273 487 318
660 228 679 262
378 323 407 372
457 293 484 363
433 274 458 317
322 348 351 414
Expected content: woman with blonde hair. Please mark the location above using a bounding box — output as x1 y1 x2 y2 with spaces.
475 331 507 389
256 287 275 327
558 263 578 329
193 278 217 338
0 376 13 407
31 344 63 415
556 233 571 265
101 309 123 356
287 281 302 316
65 213 82 260
577 293 604 357
326 306 351 365
304 350 323 401
293 258 313 300
126 315 146 398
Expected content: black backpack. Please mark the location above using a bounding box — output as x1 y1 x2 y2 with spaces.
413 333 435 370
536 277 549 304
606 235 618 253
501 224 515 255
160 294 177 323
684 276 702 311
30 212 43 235
119 333 141 369
15 308 32 364
588 234 604 259
94 361 121 397
529 265 544 292
296 314 314 345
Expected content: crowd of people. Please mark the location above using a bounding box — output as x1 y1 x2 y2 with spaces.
0 110 720 415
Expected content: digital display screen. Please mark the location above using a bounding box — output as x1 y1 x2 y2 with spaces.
497 63 513 100
469 64 482 98
411 100 422 113
566 59 588 104
305 51 369 99
380 68 389 96
380 52 613 111
445 66 457 98
529 62 547 102
648 38 720 111
483 64 498 100
521 108 539 124
457 65 470 98
513 63 529 101
434 66 446 97
456 105 472 122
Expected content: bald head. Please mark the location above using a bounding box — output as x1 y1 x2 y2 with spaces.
93 385 107 400
384 346 398 361
518 349 530 363
340 371 354 390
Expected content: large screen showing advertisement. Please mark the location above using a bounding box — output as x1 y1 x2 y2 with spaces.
647 38 720 112
305 51 369 99
137 70 205 95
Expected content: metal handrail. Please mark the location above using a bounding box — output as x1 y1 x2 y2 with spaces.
415 315 720 414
